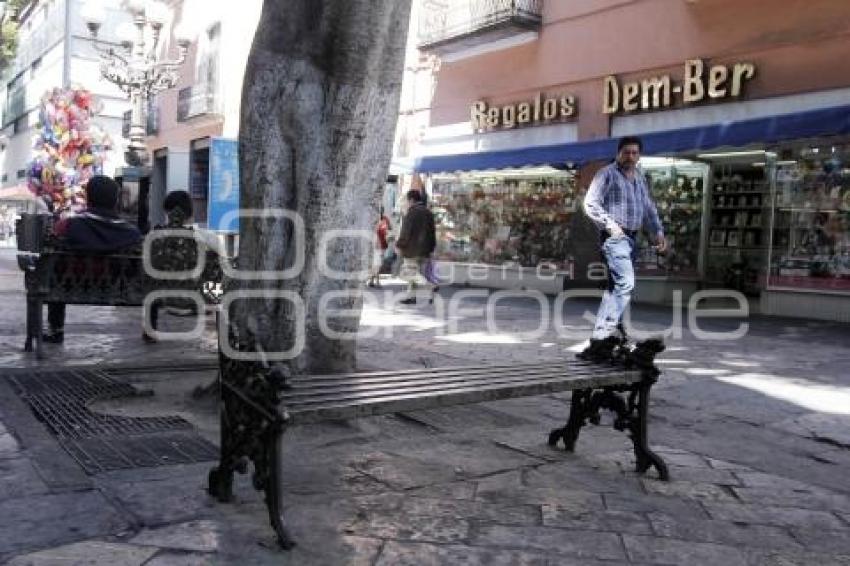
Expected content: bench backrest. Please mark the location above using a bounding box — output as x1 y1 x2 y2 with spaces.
35 252 149 305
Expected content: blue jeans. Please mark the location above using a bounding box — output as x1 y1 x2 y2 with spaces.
592 235 636 340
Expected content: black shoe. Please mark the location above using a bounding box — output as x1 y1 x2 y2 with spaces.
42 329 64 344
400 297 416 305
142 332 158 344
616 322 630 346
576 336 621 362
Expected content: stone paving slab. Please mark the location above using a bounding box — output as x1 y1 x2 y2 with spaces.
732 485 850 513
471 524 626 560
4 541 157 566
789 527 850 554
603 491 711 519
744 549 850 566
142 552 213 566
702 501 847 530
541 504 653 535
353 493 542 526
647 512 803 551
0 491 131 560
0 457 49 500
373 541 552 566
129 520 223 553
623 533 749 566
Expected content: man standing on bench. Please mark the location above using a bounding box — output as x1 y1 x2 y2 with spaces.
579 136 667 360
43 175 142 343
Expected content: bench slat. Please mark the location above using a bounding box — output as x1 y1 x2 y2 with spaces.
285 372 642 424
280 364 616 402
290 359 598 384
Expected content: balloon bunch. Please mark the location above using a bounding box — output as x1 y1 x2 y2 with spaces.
26 87 113 215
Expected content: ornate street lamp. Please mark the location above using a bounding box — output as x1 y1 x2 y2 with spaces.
81 0 192 167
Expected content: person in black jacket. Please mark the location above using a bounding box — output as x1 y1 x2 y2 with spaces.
395 189 437 305
43 176 142 343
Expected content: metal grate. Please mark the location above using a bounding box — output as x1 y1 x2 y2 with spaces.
5 369 218 474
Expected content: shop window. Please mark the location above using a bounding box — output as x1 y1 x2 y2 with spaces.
769 144 850 293
430 168 578 270
703 159 771 295
641 160 708 278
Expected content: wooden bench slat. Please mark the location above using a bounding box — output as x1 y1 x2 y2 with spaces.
285 361 596 389
291 359 597 384
285 372 642 424
282 369 639 411
280 364 620 402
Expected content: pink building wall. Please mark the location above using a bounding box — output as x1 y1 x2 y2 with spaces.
428 0 850 138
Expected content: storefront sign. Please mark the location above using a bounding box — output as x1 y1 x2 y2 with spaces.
470 93 577 131
603 59 756 114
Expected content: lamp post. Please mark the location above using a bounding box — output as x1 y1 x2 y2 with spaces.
81 0 192 167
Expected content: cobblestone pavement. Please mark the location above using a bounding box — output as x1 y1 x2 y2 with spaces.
1 250 849 565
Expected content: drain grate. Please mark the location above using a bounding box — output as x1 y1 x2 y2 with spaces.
5 369 218 474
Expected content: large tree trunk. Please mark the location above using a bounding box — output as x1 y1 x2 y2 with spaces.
232 0 412 375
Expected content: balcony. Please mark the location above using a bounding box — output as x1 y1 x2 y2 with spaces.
418 0 543 61
177 84 221 122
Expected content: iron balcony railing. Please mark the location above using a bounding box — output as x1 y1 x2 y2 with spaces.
177 84 221 122
418 0 543 51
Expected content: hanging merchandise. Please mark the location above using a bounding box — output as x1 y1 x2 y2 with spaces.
26 86 112 215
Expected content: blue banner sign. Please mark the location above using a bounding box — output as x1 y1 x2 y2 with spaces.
207 137 240 233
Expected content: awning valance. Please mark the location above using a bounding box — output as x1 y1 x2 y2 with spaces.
414 104 850 173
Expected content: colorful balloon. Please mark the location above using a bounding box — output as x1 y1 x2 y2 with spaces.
26 87 110 214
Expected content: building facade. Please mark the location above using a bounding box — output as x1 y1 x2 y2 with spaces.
144 0 261 229
0 0 133 193
404 0 850 322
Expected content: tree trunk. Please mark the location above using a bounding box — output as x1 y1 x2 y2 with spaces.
232 0 412 375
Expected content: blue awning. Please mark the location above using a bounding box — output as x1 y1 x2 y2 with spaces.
414 104 850 173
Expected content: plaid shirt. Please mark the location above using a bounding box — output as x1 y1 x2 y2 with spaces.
583 162 663 236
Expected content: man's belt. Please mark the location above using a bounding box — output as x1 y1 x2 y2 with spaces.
603 228 638 239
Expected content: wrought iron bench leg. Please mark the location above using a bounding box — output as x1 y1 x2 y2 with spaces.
208 394 236 503
209 370 296 549
263 424 295 549
549 388 591 451
630 379 669 480
549 339 669 481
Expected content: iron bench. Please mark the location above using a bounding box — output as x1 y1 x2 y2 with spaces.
208 339 669 549
16 215 223 358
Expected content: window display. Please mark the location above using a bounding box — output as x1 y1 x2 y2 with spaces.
639 160 707 278
769 143 850 292
430 168 578 270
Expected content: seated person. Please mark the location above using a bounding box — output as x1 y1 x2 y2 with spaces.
143 190 226 343
44 175 143 343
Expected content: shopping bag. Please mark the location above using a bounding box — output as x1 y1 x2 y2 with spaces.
421 257 441 285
